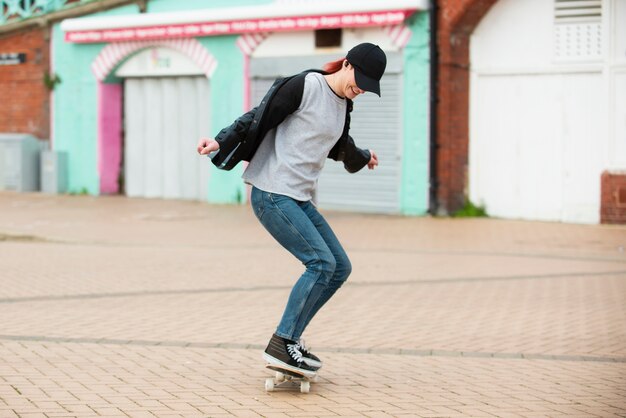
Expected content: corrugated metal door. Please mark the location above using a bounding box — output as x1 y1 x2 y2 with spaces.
124 77 210 200
250 69 401 213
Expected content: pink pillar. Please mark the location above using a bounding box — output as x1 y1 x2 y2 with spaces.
97 82 123 194
242 53 250 111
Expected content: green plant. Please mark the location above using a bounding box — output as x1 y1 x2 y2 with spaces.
44 72 61 90
453 199 488 218
68 187 90 196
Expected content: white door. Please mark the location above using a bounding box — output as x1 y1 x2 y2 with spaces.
124 77 211 200
469 0 607 223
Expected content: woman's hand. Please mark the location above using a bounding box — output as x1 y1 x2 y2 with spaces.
367 150 379 170
197 138 220 155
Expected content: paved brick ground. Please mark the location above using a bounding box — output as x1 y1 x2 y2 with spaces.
0 192 625 417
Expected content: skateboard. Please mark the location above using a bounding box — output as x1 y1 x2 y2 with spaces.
264 364 318 393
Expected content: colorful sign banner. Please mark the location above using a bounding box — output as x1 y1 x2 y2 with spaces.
65 10 411 43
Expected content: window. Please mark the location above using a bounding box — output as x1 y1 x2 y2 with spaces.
315 29 342 48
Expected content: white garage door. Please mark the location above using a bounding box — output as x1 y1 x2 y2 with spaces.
124 77 211 200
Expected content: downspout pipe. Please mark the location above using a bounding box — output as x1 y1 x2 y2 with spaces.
428 0 439 215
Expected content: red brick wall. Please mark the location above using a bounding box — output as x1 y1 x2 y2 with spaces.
435 0 498 214
601 171 626 224
0 27 50 140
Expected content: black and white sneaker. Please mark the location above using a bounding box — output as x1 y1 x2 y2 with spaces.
263 334 317 377
296 339 322 370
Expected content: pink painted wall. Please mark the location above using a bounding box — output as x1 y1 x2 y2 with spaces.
97 82 123 194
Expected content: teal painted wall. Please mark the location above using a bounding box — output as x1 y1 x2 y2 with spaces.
197 36 247 204
52 4 140 195
400 11 430 215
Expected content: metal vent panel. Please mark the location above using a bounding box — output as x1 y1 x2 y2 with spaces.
555 0 601 23
554 0 602 61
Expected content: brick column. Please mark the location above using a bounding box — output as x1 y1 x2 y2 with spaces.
601 171 626 224
0 26 50 140
435 0 497 214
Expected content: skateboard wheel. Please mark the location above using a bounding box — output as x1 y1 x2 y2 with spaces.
275 372 285 382
300 381 310 393
265 378 275 392
310 375 319 383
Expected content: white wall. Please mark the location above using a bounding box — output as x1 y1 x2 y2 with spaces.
253 27 398 57
610 0 626 169
470 0 554 70
469 0 621 224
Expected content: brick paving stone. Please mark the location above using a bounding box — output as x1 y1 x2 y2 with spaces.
0 192 625 417
125 412 157 418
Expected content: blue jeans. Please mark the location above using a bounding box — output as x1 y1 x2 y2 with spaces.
250 186 352 342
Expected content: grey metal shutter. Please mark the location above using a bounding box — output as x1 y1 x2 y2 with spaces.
251 78 275 110
317 74 401 213
250 54 402 213
124 76 210 200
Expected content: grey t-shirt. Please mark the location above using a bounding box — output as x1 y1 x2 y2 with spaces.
242 72 347 202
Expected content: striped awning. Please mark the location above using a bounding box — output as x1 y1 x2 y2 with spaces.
61 0 427 43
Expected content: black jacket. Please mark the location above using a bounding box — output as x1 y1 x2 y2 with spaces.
210 70 371 173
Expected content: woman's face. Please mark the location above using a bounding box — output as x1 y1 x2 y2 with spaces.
341 62 365 99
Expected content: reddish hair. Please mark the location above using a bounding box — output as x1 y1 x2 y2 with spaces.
323 57 346 74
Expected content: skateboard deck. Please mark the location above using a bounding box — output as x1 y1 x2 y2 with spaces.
264 363 318 393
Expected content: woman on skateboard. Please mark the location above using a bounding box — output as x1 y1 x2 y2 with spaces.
197 43 386 376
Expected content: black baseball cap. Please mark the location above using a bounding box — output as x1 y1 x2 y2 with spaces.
346 43 387 96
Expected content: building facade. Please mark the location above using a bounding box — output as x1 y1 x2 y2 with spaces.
436 0 625 224
0 0 145 142
3 0 624 224
51 0 431 214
